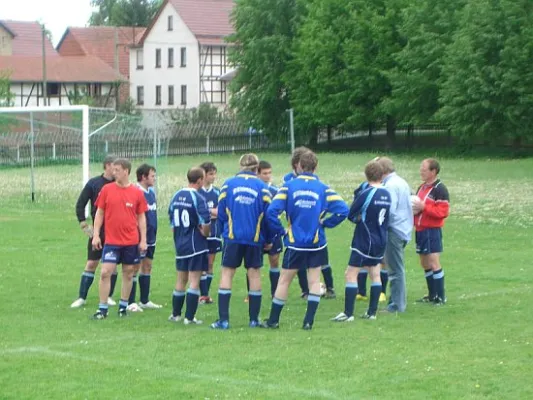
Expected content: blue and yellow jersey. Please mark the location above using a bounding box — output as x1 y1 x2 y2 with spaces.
199 185 222 241
266 172 349 250
217 171 272 247
282 171 298 185
168 188 210 258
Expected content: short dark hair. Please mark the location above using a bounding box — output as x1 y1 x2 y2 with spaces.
113 158 132 174
424 158 441 174
136 163 156 182
258 160 272 172
103 155 116 169
187 167 205 184
365 160 384 182
299 151 318 172
200 161 217 174
291 146 310 169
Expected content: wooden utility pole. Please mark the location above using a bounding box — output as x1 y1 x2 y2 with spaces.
41 24 47 106
114 27 120 110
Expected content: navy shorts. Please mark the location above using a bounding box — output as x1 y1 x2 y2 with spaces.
282 247 329 270
176 252 208 272
221 242 263 269
264 236 283 256
416 228 443 255
141 245 156 261
101 244 140 265
208 239 222 254
348 248 384 268
87 229 105 261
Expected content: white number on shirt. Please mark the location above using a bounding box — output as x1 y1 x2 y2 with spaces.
378 208 387 226
173 209 190 228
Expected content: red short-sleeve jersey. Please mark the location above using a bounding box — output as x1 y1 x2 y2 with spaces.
95 183 149 246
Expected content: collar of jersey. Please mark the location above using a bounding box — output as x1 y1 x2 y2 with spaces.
297 172 318 180
236 171 259 179
136 182 150 193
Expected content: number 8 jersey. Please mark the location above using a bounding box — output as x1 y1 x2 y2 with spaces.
168 188 211 259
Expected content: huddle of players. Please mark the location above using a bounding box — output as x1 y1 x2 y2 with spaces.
72 149 449 328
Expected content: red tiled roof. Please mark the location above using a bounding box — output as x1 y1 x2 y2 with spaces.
57 26 145 77
139 0 234 45
0 55 125 83
0 20 57 56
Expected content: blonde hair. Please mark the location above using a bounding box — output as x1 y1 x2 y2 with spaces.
239 153 260 172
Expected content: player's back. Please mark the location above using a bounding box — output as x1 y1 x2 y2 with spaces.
282 171 297 184
218 172 270 245
199 185 221 238
169 188 209 257
352 187 391 252
283 174 331 248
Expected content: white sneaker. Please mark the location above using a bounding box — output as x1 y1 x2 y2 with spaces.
107 297 116 306
126 303 143 312
184 317 203 325
70 298 86 308
331 312 354 322
140 301 163 309
168 314 182 322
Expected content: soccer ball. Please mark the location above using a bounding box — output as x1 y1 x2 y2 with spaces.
319 282 326 297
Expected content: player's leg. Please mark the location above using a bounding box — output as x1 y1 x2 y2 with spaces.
297 266 309 298
184 269 203 324
384 231 407 312
243 245 263 326
170 266 188 322
71 254 99 308
127 262 142 312
200 243 218 304
303 265 323 330
363 265 382 319
139 246 161 309
118 245 140 316
211 243 240 329
416 229 437 302
332 265 360 322
321 252 336 298
379 265 388 303
427 252 445 304
357 269 368 300
94 257 117 319
268 253 280 297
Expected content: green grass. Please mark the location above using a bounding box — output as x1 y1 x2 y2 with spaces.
1 152 533 399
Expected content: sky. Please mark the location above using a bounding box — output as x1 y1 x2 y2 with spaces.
1 0 94 46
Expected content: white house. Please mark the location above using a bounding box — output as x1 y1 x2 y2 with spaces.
130 0 234 110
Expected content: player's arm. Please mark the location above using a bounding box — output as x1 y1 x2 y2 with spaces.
422 185 450 219
387 185 399 217
75 182 93 234
261 188 274 245
266 187 287 237
92 208 104 250
197 194 211 237
348 190 367 223
217 185 228 232
322 189 349 228
137 212 147 252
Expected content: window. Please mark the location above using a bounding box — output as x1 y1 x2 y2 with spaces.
168 15 173 31
155 48 161 68
180 47 186 67
168 48 174 68
137 86 144 105
155 85 161 105
136 49 144 69
180 85 187 105
168 85 174 105
46 83 60 96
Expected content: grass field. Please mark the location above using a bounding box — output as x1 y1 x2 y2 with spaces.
1 152 532 399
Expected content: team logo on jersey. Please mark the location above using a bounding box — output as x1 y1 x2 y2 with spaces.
148 203 157 211
126 202 133 208
207 201 214 209
104 251 117 261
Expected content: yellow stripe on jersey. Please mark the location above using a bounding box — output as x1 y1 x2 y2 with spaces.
273 193 287 200
226 208 234 239
278 187 288 192
254 212 264 242
262 188 271 195
263 195 272 204
326 188 335 193
218 191 227 201
326 195 342 202
297 175 316 181
287 217 295 243
313 229 319 244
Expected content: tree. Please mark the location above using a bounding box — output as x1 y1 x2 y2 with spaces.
227 0 300 140
89 0 162 26
0 71 14 107
439 0 533 146
383 0 466 124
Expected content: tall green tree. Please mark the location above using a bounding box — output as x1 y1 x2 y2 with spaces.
89 0 162 26
440 0 533 146
384 0 466 124
287 0 405 141
227 0 299 139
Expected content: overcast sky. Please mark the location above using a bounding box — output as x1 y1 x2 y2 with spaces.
1 0 94 46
